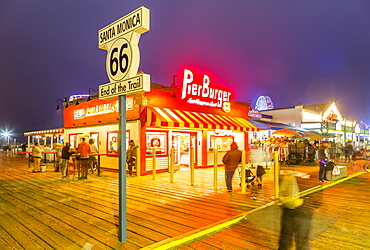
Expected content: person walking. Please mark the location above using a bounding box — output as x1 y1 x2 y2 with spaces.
222 142 242 192
32 142 42 172
77 137 91 179
21 143 27 158
318 141 330 183
352 148 369 172
278 174 323 250
344 142 353 163
61 143 73 180
126 140 138 176
88 139 100 176
335 142 343 162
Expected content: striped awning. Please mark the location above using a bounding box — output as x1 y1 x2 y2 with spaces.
143 107 258 132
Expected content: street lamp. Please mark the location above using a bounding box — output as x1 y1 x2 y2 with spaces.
75 93 83 105
87 88 98 101
4 132 10 144
56 99 64 111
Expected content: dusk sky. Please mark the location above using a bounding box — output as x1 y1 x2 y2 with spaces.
0 1 369 141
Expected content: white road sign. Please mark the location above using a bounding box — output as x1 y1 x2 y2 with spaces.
106 37 132 82
98 6 150 95
98 6 150 50
99 73 151 100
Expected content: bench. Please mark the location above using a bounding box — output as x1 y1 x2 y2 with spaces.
326 165 347 181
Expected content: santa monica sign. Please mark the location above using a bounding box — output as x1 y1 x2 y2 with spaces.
98 6 151 99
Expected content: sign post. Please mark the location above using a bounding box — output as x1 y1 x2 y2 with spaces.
98 6 150 242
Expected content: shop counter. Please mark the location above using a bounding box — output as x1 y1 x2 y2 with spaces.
89 153 106 170
21 151 32 168
42 151 57 163
22 151 57 168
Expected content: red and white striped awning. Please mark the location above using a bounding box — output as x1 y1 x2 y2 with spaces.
143 107 258 132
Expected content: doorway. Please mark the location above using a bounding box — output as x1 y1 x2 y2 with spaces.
172 132 197 169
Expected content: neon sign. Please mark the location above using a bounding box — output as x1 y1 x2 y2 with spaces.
180 69 232 112
86 101 118 117
255 95 274 111
248 110 262 119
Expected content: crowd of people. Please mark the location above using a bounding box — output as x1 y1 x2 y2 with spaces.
250 137 370 166
28 137 139 180
30 138 100 180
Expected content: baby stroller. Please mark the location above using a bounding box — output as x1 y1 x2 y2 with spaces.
238 165 256 188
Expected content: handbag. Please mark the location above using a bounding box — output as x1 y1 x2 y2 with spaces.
256 165 266 176
332 166 341 176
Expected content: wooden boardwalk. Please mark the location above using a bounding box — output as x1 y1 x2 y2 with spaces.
183 168 370 249
0 157 368 249
0 157 275 249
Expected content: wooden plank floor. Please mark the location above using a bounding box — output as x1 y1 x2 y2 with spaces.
0 157 278 249
184 166 370 249
1 157 367 249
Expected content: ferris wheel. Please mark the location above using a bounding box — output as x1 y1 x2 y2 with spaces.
255 96 274 111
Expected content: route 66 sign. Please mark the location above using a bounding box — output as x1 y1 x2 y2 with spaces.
98 6 150 99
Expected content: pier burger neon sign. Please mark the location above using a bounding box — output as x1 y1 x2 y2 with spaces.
180 69 232 112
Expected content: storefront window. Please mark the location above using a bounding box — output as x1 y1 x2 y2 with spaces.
90 132 99 150
210 135 234 151
106 131 129 156
69 134 82 149
146 131 167 156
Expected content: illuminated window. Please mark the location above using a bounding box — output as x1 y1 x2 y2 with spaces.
106 131 130 156
146 131 167 156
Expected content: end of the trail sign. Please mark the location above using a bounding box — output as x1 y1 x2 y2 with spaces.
99 74 150 100
98 6 150 99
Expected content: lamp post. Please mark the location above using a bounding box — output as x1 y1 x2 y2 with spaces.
4 132 10 144
75 93 83 106
87 88 98 101
56 99 64 110
3 131 10 157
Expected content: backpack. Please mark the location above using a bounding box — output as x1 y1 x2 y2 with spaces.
326 161 336 171
279 175 303 209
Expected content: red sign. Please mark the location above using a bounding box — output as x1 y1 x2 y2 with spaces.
180 69 232 112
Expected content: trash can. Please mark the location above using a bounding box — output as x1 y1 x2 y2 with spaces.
40 164 47 172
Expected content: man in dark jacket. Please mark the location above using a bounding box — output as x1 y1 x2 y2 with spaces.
126 140 138 176
61 143 73 180
222 142 242 192
318 141 329 183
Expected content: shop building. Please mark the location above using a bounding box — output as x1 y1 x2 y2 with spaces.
260 101 370 147
29 71 258 175
24 128 65 148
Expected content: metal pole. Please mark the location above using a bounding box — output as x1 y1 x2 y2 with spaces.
190 147 195 186
136 146 140 177
118 95 127 242
241 150 246 194
213 149 218 189
152 148 157 180
170 148 174 183
274 151 280 200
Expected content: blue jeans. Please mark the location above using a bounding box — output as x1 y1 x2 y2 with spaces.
225 171 235 190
